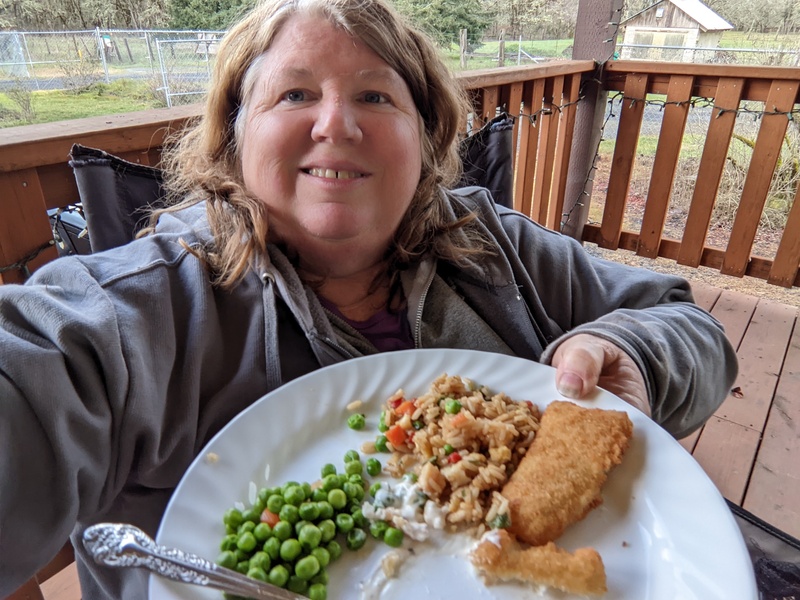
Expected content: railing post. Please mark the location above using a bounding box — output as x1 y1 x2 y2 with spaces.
560 0 624 240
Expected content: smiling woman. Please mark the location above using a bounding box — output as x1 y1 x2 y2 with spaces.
0 0 739 598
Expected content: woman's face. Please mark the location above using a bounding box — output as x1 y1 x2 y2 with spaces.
240 14 423 275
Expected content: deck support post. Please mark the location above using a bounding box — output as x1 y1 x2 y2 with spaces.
561 0 624 241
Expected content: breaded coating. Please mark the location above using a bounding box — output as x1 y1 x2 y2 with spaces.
471 529 607 595
502 400 633 546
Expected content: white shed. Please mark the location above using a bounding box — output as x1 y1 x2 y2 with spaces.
619 0 734 62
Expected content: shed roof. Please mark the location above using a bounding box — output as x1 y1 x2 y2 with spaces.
624 0 734 31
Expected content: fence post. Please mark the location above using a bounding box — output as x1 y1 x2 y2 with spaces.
95 27 110 83
20 32 40 90
560 0 624 240
498 30 505 68
155 39 171 108
518 35 522 65
460 29 467 70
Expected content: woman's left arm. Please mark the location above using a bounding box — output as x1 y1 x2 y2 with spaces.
498 208 737 439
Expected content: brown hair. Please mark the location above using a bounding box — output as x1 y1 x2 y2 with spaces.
155 0 487 289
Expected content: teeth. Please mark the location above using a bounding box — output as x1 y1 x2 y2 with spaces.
308 168 361 180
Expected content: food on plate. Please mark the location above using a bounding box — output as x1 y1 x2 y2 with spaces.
374 373 541 530
471 528 607 595
215 450 389 598
502 400 634 546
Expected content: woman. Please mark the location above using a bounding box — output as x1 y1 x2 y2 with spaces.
0 0 737 597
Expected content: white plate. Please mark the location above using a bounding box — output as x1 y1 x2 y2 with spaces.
152 348 757 599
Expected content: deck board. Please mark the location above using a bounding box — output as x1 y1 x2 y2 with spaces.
685 279 799 539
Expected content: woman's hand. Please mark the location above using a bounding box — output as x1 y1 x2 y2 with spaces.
549 333 651 417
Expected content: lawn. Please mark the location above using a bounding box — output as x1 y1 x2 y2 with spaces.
0 79 163 128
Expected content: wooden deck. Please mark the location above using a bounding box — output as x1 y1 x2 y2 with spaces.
682 280 800 540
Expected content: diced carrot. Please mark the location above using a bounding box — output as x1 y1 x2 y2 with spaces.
385 424 407 447
395 400 416 416
450 412 469 428
261 509 280 527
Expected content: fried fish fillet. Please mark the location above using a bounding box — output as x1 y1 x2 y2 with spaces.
502 400 633 546
471 529 607 595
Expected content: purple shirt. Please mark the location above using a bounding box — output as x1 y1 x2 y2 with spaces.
319 296 414 352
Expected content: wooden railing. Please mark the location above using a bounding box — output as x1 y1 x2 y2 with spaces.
1 59 799 290
585 61 800 288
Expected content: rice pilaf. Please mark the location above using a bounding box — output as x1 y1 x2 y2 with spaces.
378 373 540 532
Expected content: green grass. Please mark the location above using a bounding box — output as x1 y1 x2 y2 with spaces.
719 31 800 49
0 79 163 128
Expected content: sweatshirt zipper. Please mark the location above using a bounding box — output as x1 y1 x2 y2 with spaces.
413 266 436 348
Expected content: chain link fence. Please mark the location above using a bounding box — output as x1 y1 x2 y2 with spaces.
0 29 222 105
617 43 800 66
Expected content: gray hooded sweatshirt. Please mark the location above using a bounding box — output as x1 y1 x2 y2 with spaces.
0 187 737 598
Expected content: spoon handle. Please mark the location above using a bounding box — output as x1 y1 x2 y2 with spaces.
82 522 303 599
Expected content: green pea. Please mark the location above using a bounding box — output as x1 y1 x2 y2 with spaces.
352 508 368 529
311 568 329 585
316 501 334 520
295 555 321 581
223 508 243 529
335 513 354 533
287 575 308 594
234 548 250 562
311 488 328 502
321 474 341 492
236 560 249 574
283 485 305 506
269 564 289 588
344 449 360 462
318 519 336 543
310 546 331 568
238 521 255 534
412 420 423 430
346 528 367 551
344 460 362 476
272 520 292 541
326 540 343 561
299 523 322 550
216 550 237 569
262 536 281 561
327 489 347 510
348 473 365 486
298 502 320 521
321 463 337 477
257 487 271 504
337 473 349 486
445 399 462 414
237 531 257 553
279 503 300 525
384 527 404 548
266 495 285 513
249 551 271 572
220 534 238 552
347 482 365 502
279 538 302 562
302 482 312 498
378 411 388 432
282 481 300 492
375 435 389 453
443 443 455 455
294 520 312 536
369 520 389 539
308 582 327 600
369 482 382 497
242 507 261 523
247 566 268 581
347 413 366 430
253 522 272 542
365 458 381 476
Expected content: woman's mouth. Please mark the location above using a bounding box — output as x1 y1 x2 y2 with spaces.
304 168 365 180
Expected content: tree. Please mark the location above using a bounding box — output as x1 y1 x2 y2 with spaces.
167 0 253 30
393 0 491 47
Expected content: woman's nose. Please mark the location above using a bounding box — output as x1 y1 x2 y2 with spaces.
311 96 363 144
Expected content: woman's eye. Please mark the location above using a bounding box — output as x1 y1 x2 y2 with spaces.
363 92 387 104
284 90 306 102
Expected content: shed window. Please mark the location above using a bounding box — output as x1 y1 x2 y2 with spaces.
656 7 665 17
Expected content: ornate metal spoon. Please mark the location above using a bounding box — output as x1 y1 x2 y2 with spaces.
82 522 304 599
